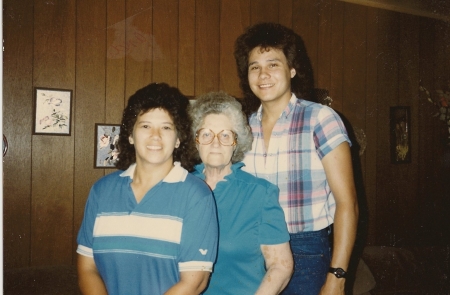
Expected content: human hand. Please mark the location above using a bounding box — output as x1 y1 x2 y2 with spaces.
318 274 345 295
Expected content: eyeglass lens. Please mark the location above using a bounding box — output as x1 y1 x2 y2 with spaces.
196 129 235 145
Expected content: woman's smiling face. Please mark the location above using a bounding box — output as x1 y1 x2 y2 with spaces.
129 108 180 169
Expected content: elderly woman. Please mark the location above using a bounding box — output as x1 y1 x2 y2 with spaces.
77 83 218 295
190 92 293 295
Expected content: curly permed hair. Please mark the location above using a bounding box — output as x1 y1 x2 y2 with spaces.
189 92 253 163
234 22 315 117
116 82 197 171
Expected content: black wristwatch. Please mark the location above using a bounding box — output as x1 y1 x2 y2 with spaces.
329 267 347 278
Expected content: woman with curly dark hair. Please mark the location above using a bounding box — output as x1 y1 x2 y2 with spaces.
116 83 198 171
77 83 218 295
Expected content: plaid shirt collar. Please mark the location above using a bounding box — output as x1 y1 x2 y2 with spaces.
256 93 297 121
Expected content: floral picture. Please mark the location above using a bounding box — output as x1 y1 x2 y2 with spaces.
95 124 120 168
33 87 73 135
390 106 411 163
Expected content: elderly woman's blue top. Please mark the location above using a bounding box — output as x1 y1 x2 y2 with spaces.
192 162 290 295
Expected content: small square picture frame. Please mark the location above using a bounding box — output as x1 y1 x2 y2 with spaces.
94 123 121 169
390 106 411 164
33 87 73 136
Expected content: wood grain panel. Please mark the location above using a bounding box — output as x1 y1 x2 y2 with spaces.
106 0 127 122
250 0 279 25
428 21 450 244
342 3 367 162
396 14 420 241
293 0 320 85
278 0 293 28
330 0 345 112
342 2 369 250
342 3 367 122
375 10 400 245
364 7 378 245
220 0 250 97
317 0 333 91
31 0 76 265
2 0 34 269
153 0 178 86
417 18 440 244
72 0 108 264
178 0 196 96
195 0 220 94
125 0 153 98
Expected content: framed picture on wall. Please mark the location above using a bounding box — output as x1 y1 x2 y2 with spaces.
33 87 73 136
390 106 411 164
94 123 121 169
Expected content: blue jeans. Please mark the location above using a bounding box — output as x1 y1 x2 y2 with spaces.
281 228 331 295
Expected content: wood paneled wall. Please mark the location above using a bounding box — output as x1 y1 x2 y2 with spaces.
3 0 450 270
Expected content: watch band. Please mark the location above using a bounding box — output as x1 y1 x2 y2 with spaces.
329 267 347 278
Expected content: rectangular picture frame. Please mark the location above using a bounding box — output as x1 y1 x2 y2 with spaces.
94 123 121 169
390 106 411 164
33 87 73 136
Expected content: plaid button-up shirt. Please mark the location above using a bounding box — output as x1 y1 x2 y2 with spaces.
243 94 351 233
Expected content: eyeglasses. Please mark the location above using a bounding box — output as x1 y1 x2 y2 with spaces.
195 128 237 146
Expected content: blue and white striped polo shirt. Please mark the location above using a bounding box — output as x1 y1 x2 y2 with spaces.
77 162 218 295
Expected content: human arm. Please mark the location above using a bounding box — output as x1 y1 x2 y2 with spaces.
255 242 294 295
77 254 108 295
319 142 359 295
164 271 211 295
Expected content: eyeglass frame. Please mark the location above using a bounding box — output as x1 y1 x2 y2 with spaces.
195 128 238 146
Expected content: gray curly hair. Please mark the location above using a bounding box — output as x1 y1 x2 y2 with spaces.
189 92 253 163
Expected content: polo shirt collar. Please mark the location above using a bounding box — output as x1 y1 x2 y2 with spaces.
119 161 188 183
194 162 244 179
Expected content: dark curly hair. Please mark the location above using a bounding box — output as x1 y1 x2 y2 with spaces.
116 82 197 171
234 22 315 117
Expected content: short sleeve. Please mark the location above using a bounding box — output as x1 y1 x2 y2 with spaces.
76 186 98 257
314 106 351 159
259 183 290 245
178 180 218 272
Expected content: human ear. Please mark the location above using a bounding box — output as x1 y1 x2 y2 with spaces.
129 136 134 145
290 68 296 78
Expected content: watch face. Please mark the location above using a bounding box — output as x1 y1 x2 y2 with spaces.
335 268 345 278
330 267 346 278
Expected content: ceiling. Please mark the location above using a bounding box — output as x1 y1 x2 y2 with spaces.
337 0 450 22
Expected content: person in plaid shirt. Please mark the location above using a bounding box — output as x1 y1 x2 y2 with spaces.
234 22 359 295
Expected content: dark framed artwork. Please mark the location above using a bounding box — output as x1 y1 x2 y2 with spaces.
390 106 411 163
94 124 121 168
33 87 73 135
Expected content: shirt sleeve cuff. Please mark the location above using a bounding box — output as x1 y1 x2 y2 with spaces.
179 261 213 272
76 244 94 258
